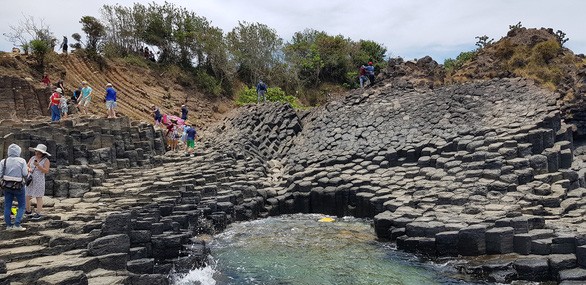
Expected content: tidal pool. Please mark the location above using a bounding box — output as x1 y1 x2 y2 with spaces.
173 214 479 285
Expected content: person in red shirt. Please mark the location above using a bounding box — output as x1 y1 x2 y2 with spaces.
48 88 62 121
41 74 50 87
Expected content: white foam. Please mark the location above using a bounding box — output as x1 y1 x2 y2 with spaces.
173 265 217 285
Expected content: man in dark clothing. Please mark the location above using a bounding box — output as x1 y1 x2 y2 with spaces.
62 36 68 54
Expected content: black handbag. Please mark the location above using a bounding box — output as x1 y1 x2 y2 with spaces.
25 175 33 186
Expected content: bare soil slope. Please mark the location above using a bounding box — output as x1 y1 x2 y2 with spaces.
0 51 233 125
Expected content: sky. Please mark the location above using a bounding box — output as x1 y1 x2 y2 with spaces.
0 0 584 63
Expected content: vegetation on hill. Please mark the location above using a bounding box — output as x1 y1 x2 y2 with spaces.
4 2 387 107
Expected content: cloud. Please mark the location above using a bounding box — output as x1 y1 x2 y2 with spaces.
0 0 584 62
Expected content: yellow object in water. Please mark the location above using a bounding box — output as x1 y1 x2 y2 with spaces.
319 217 335 223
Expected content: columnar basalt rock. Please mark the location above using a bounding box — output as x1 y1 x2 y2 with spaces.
3 77 586 283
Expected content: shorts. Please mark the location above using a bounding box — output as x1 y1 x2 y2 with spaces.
106 100 117 110
60 106 68 113
187 139 195 148
78 96 91 106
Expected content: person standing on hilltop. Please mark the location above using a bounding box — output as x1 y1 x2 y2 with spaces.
256 80 267 104
181 104 188 120
1 143 28 231
78 81 92 115
104 83 117 118
365 62 375 86
61 36 68 55
48 88 62 122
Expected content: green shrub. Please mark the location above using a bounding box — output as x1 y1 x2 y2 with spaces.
530 40 560 65
123 54 149 69
29 39 51 65
444 51 476 73
195 70 222 96
236 86 300 108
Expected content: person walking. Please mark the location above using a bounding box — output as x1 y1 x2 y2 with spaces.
256 80 267 103
25 144 51 221
181 105 188 121
105 83 117 118
185 121 198 156
78 81 92 115
1 144 28 231
152 105 162 127
59 95 68 120
366 62 375 86
48 88 62 122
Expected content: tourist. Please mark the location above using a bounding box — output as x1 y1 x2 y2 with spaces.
41 74 51 87
55 76 65 92
61 36 68 55
165 119 179 152
105 83 117 118
71 86 81 106
48 88 62 122
359 64 369 88
152 105 162 127
256 80 267 103
25 144 51 221
1 144 28 231
366 62 375 86
185 121 198 156
59 94 68 120
181 104 188 120
78 81 92 115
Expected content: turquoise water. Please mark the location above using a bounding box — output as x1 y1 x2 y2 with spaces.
174 214 476 285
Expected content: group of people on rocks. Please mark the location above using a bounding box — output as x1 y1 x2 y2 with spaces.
152 104 199 156
42 75 118 122
1 143 51 231
359 61 376 88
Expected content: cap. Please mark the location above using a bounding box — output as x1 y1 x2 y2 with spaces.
81 81 88 85
106 83 112 87
55 88 62 93
368 61 373 65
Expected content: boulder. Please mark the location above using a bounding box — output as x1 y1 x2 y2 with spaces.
88 234 130 256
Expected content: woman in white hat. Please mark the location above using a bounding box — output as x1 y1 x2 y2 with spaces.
26 144 51 220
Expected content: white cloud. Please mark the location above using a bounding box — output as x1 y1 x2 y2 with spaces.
0 0 584 62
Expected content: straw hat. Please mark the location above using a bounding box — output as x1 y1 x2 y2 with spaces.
29 144 51 156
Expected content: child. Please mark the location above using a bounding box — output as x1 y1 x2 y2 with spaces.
59 96 68 119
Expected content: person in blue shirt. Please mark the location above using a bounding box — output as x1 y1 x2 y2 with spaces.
256 80 267 103
105 83 117 118
185 121 198 156
365 62 375 86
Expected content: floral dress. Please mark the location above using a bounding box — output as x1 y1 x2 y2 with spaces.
25 157 47 198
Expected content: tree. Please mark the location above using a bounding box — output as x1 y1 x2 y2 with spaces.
80 16 106 52
226 21 284 85
3 14 54 56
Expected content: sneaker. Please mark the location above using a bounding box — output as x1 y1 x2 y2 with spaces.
12 225 26 231
25 211 32 215
5 225 14 231
31 213 43 220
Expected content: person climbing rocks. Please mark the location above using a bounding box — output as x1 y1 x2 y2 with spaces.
41 74 51 87
105 83 117 118
256 80 267 103
78 81 92 115
59 94 68 120
359 64 369 88
26 144 51 221
181 104 188 120
152 105 163 127
61 36 68 55
1 143 28 231
366 62 375 86
48 88 62 122
185 121 198 156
